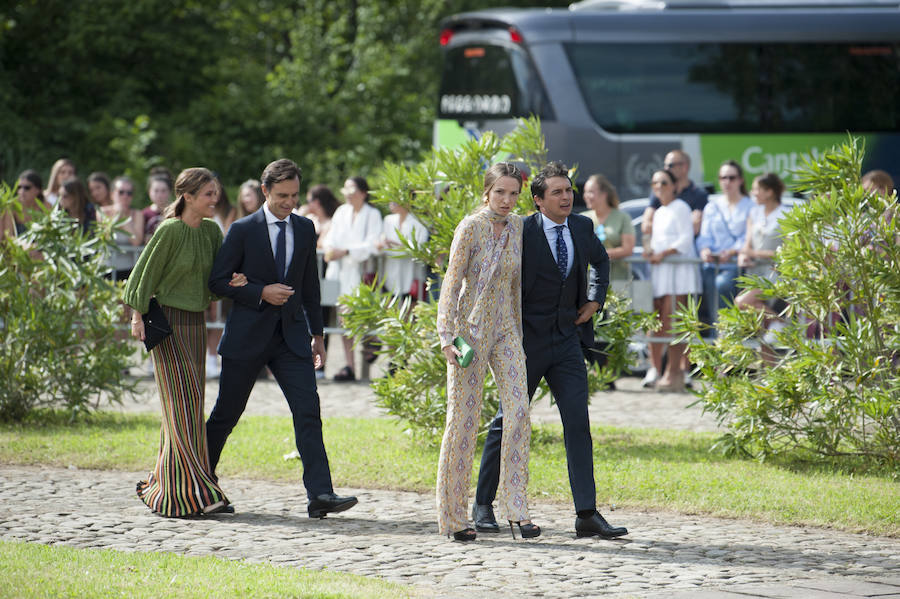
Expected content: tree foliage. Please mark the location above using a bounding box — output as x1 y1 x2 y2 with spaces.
674 137 900 466
1 0 569 193
340 118 653 442
0 185 134 421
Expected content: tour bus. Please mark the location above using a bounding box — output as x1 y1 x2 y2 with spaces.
435 0 900 199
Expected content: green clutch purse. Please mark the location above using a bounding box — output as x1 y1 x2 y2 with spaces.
453 336 474 368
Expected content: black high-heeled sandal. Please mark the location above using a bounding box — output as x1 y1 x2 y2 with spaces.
451 527 477 542
508 520 541 539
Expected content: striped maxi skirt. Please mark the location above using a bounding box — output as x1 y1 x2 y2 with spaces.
136 305 229 517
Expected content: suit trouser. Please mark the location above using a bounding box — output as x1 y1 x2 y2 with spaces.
436 327 530 535
206 320 333 500
475 330 597 513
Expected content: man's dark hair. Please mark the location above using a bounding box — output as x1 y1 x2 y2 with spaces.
261 159 302 189
531 161 570 202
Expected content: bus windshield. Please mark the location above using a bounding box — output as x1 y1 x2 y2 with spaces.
565 42 900 134
439 44 553 120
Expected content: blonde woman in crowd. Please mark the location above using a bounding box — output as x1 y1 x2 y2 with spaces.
44 158 76 206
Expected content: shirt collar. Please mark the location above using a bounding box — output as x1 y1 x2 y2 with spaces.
540 212 568 232
262 203 290 225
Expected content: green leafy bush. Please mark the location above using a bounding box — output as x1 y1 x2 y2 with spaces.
674 138 899 465
340 118 653 441
0 184 135 421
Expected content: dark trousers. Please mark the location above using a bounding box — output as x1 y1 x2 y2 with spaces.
475 331 596 513
206 321 333 500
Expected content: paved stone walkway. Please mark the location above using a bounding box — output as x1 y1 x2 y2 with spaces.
1 466 898 599
5 345 899 597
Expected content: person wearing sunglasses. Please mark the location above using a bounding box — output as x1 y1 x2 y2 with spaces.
695 160 754 332
13 170 46 235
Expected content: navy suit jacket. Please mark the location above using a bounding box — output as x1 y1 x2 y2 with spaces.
520 211 609 353
209 209 324 360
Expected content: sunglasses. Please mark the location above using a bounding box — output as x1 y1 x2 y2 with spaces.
664 161 685 169
719 174 739 181
17 184 34 191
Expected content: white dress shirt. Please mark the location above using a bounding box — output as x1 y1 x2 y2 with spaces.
263 203 293 277
540 212 573 276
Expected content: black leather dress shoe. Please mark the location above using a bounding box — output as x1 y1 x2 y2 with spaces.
308 493 358 518
575 512 628 538
472 504 499 532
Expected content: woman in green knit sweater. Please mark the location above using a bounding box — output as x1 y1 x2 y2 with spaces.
124 167 246 518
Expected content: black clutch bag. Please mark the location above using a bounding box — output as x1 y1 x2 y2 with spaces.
142 297 172 352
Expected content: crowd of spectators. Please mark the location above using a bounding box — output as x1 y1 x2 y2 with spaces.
5 153 892 388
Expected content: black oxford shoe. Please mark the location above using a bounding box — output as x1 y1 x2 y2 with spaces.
308 493 358 518
575 512 628 538
472 503 499 532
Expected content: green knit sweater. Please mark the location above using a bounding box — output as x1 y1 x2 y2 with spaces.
124 217 223 314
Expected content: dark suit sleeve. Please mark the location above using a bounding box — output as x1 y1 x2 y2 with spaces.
584 218 610 312
209 221 265 308
299 222 324 336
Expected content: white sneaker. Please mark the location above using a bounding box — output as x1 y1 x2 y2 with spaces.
206 354 221 379
641 367 659 388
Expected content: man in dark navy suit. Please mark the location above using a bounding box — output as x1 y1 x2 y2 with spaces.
206 158 356 518
472 162 628 538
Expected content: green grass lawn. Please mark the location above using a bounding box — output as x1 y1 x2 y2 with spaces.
2 412 898 536
0 540 411 599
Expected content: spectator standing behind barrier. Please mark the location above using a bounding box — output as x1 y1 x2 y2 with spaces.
301 184 340 379
581 174 635 281
236 179 265 218
642 169 700 392
14 170 45 235
143 174 173 238
87 172 113 208
376 199 429 298
323 176 382 382
736 173 789 359
44 158 76 206
642 150 708 238
100 176 144 281
125 167 245 517
695 160 753 331
57 178 96 235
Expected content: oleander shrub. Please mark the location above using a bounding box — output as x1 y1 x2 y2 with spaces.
339 118 654 441
674 137 899 466
0 183 134 421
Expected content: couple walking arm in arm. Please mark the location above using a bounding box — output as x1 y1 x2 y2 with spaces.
437 161 628 541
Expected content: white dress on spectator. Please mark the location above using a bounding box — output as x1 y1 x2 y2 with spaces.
381 212 429 296
745 203 789 282
650 198 701 297
323 202 382 297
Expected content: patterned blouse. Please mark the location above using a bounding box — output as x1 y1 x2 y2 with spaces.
437 209 523 348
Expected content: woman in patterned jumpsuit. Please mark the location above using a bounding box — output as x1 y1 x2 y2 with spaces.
436 162 539 541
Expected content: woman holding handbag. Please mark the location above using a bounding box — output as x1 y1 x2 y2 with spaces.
125 167 246 518
435 162 538 542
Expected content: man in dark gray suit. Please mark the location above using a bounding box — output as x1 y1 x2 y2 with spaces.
473 161 628 538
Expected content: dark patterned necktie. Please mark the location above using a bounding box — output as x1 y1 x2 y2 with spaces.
275 221 287 283
555 224 567 280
